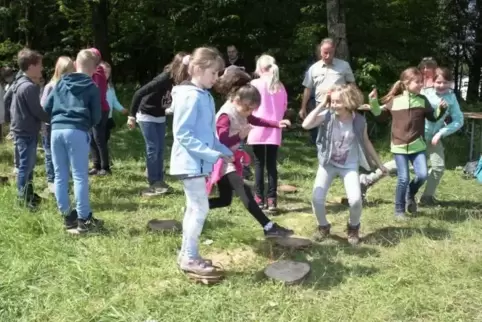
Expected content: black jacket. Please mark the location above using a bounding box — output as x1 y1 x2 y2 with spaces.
129 71 173 118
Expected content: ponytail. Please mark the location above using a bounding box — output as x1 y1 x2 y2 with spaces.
268 63 281 93
382 67 422 103
381 80 404 104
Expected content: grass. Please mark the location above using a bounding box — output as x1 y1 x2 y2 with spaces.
1 119 482 322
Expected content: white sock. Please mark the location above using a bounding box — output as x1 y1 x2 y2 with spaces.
263 221 274 231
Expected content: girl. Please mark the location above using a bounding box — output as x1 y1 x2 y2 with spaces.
368 67 446 219
101 61 128 144
419 67 463 205
169 47 233 276
40 56 75 194
302 84 386 245
207 68 294 238
247 55 287 212
128 52 189 197
419 57 438 90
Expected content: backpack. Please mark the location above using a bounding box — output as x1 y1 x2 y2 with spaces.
463 155 482 183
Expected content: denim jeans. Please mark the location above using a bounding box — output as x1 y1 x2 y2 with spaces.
15 135 38 197
42 123 54 183
180 177 209 260
394 152 428 213
90 111 110 171
51 129 91 219
138 121 166 185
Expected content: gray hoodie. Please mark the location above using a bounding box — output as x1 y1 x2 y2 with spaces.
10 75 49 136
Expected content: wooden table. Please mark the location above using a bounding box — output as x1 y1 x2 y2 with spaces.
464 112 482 161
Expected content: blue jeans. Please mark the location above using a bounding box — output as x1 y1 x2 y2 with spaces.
394 152 428 213
42 124 54 183
138 121 166 185
15 135 38 197
51 129 91 219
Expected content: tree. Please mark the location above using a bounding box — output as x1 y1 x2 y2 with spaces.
326 0 349 60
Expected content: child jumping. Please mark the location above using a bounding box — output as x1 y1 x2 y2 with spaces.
169 47 233 276
101 61 128 144
207 67 294 237
44 49 103 233
302 84 386 245
368 67 446 219
247 55 287 212
40 56 75 194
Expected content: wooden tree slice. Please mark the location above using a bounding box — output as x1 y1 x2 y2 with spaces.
147 219 181 233
278 184 298 193
185 271 225 285
264 260 311 285
273 236 312 249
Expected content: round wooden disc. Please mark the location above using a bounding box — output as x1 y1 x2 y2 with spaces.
264 260 311 285
147 219 181 232
273 236 312 249
185 272 225 285
278 184 297 193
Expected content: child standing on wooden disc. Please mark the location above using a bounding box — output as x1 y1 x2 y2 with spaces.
170 47 233 277
247 55 287 212
302 84 386 245
207 68 294 238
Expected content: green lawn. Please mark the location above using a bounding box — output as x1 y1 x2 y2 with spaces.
1 123 482 322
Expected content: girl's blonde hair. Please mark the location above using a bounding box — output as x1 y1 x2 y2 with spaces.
382 67 422 104
255 54 281 93
185 47 224 76
50 56 75 84
330 84 364 112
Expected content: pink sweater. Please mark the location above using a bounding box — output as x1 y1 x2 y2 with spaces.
247 78 287 146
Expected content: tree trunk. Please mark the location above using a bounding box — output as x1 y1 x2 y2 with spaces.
326 0 350 61
91 0 111 63
466 0 482 102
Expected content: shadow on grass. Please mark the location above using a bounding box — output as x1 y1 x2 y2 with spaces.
362 226 451 247
250 240 380 290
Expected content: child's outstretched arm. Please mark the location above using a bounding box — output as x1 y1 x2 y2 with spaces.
176 93 231 163
302 95 329 130
111 87 127 113
438 94 464 137
363 126 387 174
368 88 391 122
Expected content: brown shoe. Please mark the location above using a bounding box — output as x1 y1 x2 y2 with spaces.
347 223 360 245
313 224 331 241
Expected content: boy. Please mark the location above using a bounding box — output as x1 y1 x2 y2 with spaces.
10 48 49 209
88 48 111 176
44 49 103 233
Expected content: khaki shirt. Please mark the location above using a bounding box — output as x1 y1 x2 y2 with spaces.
303 58 355 104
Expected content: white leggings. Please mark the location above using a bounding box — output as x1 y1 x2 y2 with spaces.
312 163 362 227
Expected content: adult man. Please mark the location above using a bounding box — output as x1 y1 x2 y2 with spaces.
225 45 247 71
299 38 355 120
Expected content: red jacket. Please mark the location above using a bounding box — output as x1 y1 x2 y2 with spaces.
92 65 109 112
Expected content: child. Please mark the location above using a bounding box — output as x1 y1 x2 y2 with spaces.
170 47 233 276
302 84 386 245
40 56 75 194
419 67 463 205
88 48 111 176
128 52 189 196
43 49 102 233
368 67 446 219
247 55 287 212
10 48 49 209
101 61 128 144
419 57 438 89
207 68 294 237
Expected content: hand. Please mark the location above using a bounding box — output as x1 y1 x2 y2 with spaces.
379 165 389 176
299 108 307 120
239 125 252 139
368 88 378 100
279 119 291 128
439 99 448 109
431 132 442 146
121 108 129 115
127 117 136 130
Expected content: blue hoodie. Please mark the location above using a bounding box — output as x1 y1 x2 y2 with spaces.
44 73 101 132
169 82 232 177
422 87 464 140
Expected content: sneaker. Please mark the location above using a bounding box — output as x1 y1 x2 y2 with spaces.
267 198 277 213
64 209 78 230
88 168 99 175
395 212 408 220
406 197 418 214
419 195 439 206
153 181 169 194
255 195 265 209
142 186 163 197
313 224 331 241
179 258 220 276
76 213 104 233
264 223 294 238
347 223 360 245
97 169 111 176
177 254 212 266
